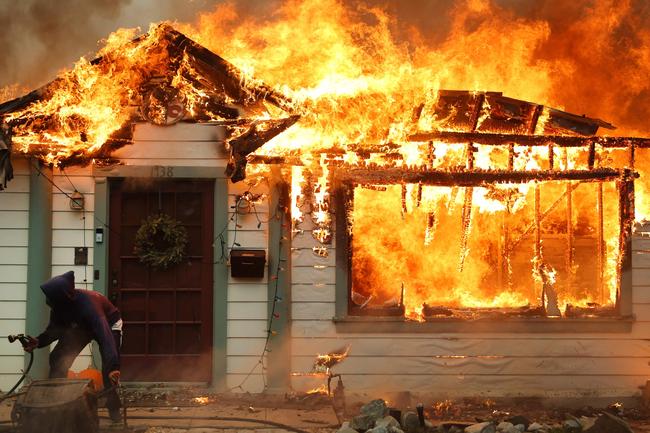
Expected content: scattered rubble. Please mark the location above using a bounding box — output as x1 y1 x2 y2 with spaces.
338 399 644 433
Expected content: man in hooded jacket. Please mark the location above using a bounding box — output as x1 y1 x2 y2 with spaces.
23 271 123 422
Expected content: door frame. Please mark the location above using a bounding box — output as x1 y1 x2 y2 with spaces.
93 166 229 389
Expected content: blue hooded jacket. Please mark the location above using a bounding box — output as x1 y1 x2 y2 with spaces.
37 271 121 373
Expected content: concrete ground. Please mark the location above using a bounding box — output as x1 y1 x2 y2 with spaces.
1 386 650 432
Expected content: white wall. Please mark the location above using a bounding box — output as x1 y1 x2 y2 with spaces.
50 165 96 371
0 157 29 391
225 180 270 393
289 214 650 399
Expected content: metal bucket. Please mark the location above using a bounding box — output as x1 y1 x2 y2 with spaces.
11 379 98 433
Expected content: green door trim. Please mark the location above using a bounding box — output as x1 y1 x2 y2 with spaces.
25 160 53 379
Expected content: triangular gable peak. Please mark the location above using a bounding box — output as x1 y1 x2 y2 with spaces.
0 24 299 188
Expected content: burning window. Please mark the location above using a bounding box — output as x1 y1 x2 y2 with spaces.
341 168 633 321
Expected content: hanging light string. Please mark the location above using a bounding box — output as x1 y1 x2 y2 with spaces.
33 161 287 391
31 161 117 238
61 168 88 284
228 185 286 392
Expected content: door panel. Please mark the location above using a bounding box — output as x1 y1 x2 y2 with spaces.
109 179 214 382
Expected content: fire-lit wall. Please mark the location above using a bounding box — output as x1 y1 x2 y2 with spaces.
0 158 29 391
289 211 650 399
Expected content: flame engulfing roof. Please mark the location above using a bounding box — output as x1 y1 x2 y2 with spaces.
0 24 624 191
0 24 299 188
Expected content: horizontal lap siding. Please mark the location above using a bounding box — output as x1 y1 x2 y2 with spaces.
112 123 228 167
0 158 28 390
288 217 650 399
49 167 95 371
225 181 270 393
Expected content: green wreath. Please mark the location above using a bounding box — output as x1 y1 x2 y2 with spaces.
133 213 188 269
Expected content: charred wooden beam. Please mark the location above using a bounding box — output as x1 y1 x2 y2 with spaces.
408 131 650 148
16 123 135 168
248 155 294 165
510 182 583 251
587 141 596 169
333 167 628 186
507 143 515 170
0 126 13 190
616 170 635 317
628 141 636 169
226 115 300 182
597 182 605 303
163 25 296 113
534 185 541 259
566 180 575 287
458 186 473 272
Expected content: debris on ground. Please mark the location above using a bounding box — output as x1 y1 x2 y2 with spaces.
339 398 648 433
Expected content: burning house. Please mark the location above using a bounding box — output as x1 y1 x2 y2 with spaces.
1 18 650 405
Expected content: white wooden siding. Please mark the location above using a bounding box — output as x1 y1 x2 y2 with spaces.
112 123 228 167
225 180 270 393
0 158 29 391
289 215 650 399
49 166 96 369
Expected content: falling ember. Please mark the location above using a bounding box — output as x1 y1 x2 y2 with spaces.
306 385 329 395
192 396 211 405
313 346 350 374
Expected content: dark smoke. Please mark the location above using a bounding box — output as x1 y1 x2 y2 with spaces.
2 0 649 135
396 0 650 135
0 0 220 89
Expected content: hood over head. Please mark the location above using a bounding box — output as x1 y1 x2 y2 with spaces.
40 271 76 308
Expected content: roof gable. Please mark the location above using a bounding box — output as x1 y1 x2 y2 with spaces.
0 24 299 187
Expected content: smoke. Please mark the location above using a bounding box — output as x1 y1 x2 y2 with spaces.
0 0 219 89
2 0 649 135
360 0 650 135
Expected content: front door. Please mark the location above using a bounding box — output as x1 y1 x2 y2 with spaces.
109 179 214 382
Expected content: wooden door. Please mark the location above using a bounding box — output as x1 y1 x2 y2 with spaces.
109 179 214 382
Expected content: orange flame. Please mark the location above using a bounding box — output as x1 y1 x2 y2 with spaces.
2 0 649 318
313 346 350 373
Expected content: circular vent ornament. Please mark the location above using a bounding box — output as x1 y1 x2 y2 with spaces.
141 85 186 126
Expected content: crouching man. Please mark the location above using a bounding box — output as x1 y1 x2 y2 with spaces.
22 271 123 423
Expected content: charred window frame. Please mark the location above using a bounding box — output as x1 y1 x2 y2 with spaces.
333 167 636 333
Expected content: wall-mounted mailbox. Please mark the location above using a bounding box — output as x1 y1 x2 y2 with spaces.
230 249 266 278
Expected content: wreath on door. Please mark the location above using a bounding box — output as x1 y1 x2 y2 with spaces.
133 213 188 269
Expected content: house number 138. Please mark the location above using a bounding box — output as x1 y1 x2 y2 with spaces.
152 166 174 177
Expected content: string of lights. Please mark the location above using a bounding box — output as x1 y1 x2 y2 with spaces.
227 184 286 392
61 168 88 284
32 160 287 392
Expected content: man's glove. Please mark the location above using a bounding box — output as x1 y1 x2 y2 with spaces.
108 370 120 385
23 336 38 353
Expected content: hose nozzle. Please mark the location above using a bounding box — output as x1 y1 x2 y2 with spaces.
8 334 29 345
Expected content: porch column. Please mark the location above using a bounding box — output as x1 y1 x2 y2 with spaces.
266 178 291 392
25 160 52 378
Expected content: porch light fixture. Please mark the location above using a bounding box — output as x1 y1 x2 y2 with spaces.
69 190 85 210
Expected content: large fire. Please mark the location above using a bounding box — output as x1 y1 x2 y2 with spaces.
2 0 650 320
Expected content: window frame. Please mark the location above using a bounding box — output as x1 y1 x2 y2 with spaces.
332 168 635 333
